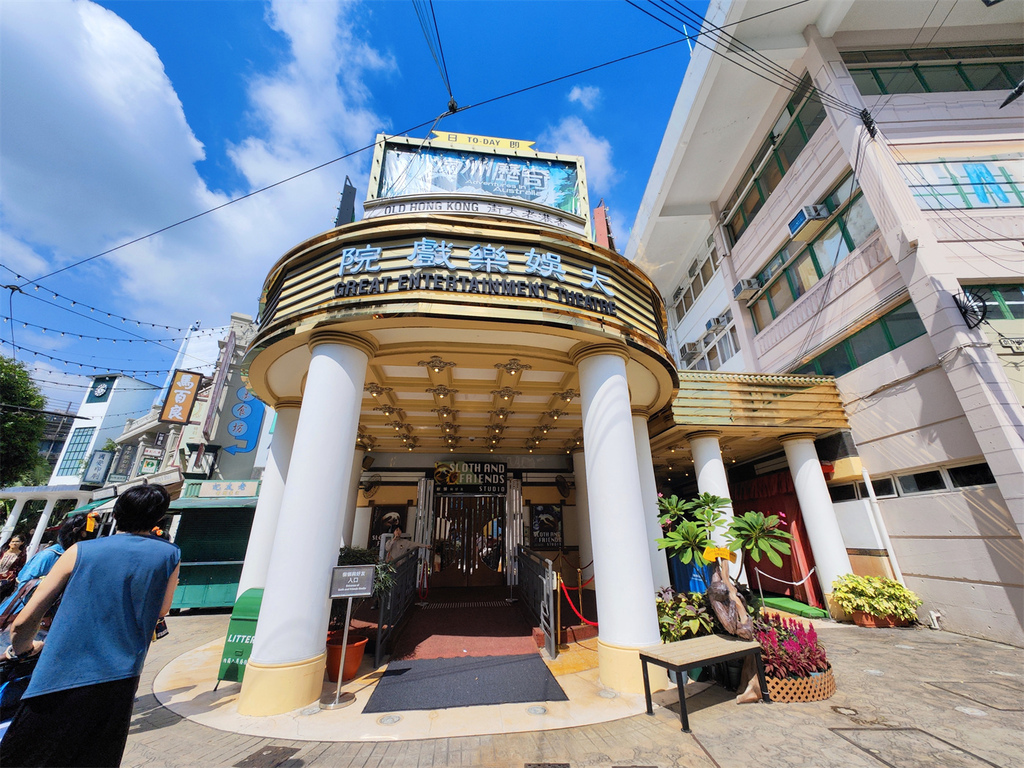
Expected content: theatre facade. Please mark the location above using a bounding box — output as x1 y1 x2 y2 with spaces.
234 132 850 716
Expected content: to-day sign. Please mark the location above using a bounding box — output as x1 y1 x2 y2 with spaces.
159 370 203 425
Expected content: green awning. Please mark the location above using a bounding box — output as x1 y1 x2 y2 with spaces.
65 498 115 517
168 497 260 511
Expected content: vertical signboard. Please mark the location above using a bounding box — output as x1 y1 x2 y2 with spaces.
159 370 203 425
530 504 563 549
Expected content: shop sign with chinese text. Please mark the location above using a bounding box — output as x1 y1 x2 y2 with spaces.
197 480 259 498
159 370 202 425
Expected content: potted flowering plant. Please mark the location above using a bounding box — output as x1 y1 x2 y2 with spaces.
655 586 714 642
754 613 835 702
831 574 922 627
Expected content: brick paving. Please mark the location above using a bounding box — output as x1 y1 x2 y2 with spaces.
122 613 1023 768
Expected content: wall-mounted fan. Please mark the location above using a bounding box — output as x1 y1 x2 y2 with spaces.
953 288 989 329
555 475 573 498
362 473 382 498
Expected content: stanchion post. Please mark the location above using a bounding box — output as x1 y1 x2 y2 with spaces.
321 596 355 710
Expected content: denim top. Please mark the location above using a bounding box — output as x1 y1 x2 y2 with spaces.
25 534 179 697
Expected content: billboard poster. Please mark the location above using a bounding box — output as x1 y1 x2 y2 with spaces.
530 504 563 550
380 144 582 216
159 369 203 425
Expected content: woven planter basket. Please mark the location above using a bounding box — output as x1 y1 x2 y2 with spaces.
766 665 836 703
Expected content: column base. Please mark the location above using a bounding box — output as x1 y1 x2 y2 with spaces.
237 652 327 716
597 638 667 694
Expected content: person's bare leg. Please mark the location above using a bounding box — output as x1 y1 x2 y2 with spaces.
735 655 761 704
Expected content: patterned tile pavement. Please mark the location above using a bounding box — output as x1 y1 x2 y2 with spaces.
122 613 1023 768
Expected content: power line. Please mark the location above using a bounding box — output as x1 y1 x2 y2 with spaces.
0 264 186 331
0 341 169 378
0 315 201 344
14 0 811 289
627 0 863 120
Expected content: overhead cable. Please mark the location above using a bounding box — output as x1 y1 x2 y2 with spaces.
15 0 814 289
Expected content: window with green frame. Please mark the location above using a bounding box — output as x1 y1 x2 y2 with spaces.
56 426 96 477
792 302 927 377
723 75 828 245
842 44 1023 96
977 284 1024 320
748 172 879 332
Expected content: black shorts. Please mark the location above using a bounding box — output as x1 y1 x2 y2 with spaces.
0 675 140 767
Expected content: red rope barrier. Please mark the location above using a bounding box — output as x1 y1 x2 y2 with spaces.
561 575 595 590
559 578 598 627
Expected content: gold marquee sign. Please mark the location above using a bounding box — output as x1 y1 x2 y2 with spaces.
258 218 667 349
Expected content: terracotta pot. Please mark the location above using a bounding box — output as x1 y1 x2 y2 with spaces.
766 664 836 703
851 610 909 628
326 635 368 683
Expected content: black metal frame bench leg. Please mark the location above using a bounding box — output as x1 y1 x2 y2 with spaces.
677 666 690 732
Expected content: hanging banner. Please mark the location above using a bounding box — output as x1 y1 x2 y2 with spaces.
159 370 203 425
530 504 563 549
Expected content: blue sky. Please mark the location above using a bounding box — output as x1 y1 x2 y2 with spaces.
0 0 705 409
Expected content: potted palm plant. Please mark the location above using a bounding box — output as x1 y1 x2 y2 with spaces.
656 492 793 585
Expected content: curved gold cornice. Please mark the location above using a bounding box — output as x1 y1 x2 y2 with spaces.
685 430 723 442
274 397 303 411
569 341 630 367
308 330 378 361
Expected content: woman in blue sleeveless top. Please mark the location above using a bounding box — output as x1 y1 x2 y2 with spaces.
1 484 180 767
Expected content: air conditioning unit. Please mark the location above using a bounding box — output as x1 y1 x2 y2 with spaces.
687 260 700 278
680 341 704 361
788 204 830 240
733 278 761 301
705 314 729 333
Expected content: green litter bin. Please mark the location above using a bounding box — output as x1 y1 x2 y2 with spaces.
216 588 263 685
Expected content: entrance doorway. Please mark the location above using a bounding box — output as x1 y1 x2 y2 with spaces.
430 495 505 588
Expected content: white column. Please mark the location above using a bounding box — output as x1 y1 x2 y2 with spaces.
633 412 671 590
27 497 59 559
0 498 28 549
687 431 734 545
574 344 660 692
781 434 852 595
341 448 365 549
236 400 301 599
240 331 374 716
571 449 594 590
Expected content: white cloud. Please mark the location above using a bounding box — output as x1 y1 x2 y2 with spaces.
0 0 392 328
539 116 618 194
568 85 601 111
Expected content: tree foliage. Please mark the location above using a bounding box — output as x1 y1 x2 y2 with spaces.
1 356 47 487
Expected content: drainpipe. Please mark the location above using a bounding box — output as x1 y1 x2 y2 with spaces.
861 469 904 585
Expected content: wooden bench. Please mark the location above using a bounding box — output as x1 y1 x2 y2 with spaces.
639 634 771 732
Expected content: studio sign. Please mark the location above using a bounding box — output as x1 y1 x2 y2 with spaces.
434 461 508 495
333 239 619 318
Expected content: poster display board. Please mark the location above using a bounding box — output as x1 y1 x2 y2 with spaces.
530 504 563 549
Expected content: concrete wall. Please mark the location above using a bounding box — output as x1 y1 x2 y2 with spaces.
881 486 1022 646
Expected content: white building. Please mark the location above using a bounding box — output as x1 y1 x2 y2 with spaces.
629 0 1023 645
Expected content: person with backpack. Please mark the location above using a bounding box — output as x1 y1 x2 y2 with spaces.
0 484 180 767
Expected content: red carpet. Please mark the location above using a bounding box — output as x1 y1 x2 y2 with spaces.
390 587 539 661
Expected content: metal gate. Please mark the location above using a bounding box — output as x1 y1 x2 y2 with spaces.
430 495 506 588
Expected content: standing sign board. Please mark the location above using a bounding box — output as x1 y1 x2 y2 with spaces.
329 565 375 599
322 566 375 710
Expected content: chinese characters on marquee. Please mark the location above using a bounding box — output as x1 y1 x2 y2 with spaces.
338 240 614 297
159 370 202 425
